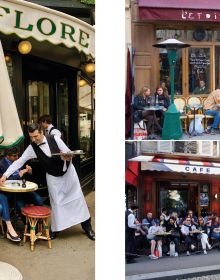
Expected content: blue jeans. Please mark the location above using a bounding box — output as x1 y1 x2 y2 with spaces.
16 192 43 213
0 193 10 221
211 232 220 239
205 110 220 129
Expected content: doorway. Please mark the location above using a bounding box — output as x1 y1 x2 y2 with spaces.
157 181 210 217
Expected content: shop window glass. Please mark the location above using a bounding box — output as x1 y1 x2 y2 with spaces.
78 82 94 161
28 81 49 124
188 48 211 95
214 30 220 42
140 141 157 152
156 29 184 41
174 141 197 154
56 79 69 146
6 55 13 85
215 47 220 89
186 29 212 42
159 48 182 95
160 189 188 216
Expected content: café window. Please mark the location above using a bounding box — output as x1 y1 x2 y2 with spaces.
159 48 182 95
186 29 212 42
78 80 95 161
188 48 211 95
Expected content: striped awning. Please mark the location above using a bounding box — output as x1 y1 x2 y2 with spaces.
129 155 220 175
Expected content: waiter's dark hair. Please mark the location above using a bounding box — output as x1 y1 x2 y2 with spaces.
28 123 42 133
130 204 138 210
39 115 52 124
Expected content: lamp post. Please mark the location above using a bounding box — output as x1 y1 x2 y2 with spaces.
153 39 190 140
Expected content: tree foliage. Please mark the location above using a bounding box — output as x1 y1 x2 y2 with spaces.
80 0 95 5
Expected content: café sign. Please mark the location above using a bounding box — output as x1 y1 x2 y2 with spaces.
0 0 95 57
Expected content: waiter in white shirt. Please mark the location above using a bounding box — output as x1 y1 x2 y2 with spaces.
0 123 95 241
39 114 62 138
125 204 139 263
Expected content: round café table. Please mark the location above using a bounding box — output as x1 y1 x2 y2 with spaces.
0 180 38 229
0 262 22 280
143 105 164 139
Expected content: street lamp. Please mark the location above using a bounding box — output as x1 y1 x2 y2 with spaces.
153 39 190 140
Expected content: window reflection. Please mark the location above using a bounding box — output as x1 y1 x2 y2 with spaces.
78 82 94 161
159 49 182 95
188 48 210 94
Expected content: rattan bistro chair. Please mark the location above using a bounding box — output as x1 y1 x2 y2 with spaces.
187 96 205 127
174 97 188 132
22 206 52 251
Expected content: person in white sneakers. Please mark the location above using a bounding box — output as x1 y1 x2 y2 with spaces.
147 219 164 259
181 217 196 256
196 217 212 254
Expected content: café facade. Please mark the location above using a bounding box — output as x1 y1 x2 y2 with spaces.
125 141 220 219
0 0 95 187
130 0 220 96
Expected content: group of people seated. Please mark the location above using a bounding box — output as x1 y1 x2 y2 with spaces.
134 208 220 260
133 79 220 136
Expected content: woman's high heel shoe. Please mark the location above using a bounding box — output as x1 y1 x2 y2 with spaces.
6 231 21 242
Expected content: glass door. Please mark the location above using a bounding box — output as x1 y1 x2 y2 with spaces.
27 80 50 124
56 78 69 145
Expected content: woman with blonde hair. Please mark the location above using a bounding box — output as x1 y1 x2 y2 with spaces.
133 86 162 134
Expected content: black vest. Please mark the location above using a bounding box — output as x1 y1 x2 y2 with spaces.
31 135 70 177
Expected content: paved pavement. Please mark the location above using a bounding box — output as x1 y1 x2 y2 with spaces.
0 191 95 280
142 132 220 140
126 248 220 280
186 275 220 279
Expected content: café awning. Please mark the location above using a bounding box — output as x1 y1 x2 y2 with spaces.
0 0 95 58
129 155 220 175
0 40 24 149
138 0 220 22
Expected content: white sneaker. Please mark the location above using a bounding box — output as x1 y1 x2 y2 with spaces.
186 251 190 256
203 250 207 255
207 244 212 250
149 254 158 260
191 244 195 250
174 252 178 257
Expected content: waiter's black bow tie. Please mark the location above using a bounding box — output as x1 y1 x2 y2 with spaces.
38 142 46 146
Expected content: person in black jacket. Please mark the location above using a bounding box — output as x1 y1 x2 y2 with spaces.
165 216 181 256
133 86 162 134
154 86 170 128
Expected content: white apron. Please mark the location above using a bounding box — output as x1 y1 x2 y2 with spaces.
47 163 90 232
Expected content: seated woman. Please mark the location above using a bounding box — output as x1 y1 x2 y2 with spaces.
181 217 197 256
133 86 162 134
0 193 20 242
0 147 43 218
166 216 181 257
147 219 164 259
210 216 220 240
196 217 212 254
154 86 170 128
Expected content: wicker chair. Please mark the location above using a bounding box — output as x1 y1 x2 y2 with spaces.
187 96 205 128
174 97 188 132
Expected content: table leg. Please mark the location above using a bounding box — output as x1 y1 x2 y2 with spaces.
190 108 198 137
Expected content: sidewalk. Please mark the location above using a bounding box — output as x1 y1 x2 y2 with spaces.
126 249 220 280
0 191 95 280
